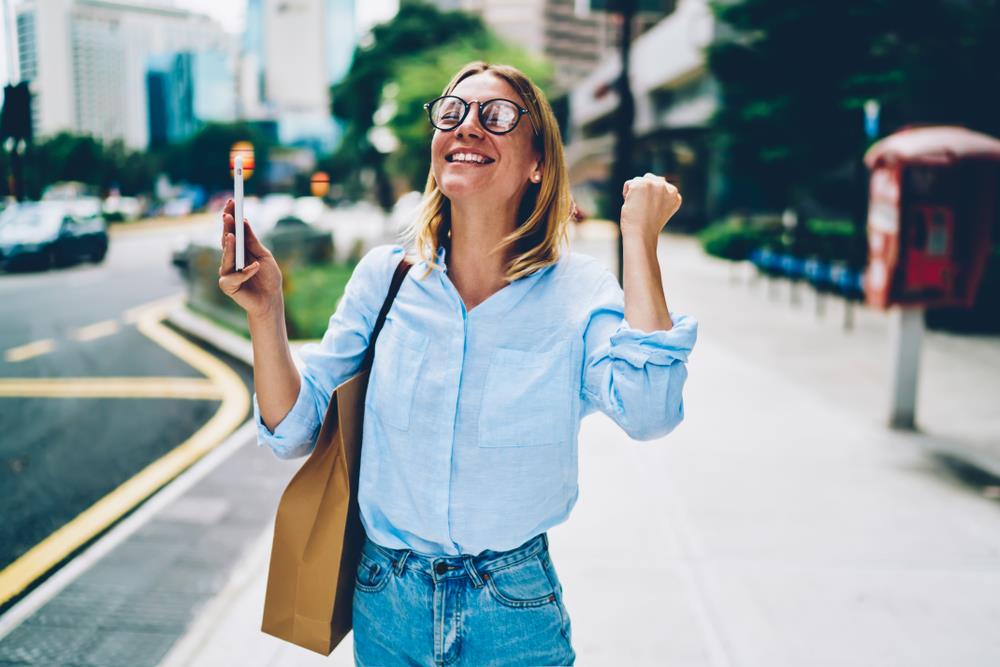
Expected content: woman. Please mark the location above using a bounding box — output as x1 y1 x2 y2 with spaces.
218 61 697 666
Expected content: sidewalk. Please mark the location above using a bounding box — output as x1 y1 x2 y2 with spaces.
165 228 1000 666
2 225 999 666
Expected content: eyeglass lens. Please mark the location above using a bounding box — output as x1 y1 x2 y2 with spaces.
429 97 521 134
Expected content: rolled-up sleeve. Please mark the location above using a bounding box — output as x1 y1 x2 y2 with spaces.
580 271 698 441
255 243 405 459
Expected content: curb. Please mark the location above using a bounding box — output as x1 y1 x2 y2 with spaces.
0 421 257 641
167 305 254 366
166 304 318 370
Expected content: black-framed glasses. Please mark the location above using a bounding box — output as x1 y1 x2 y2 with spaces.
423 95 536 136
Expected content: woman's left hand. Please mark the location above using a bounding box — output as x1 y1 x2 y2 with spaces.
620 173 682 241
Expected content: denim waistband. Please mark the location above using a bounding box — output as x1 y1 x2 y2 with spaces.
362 532 549 589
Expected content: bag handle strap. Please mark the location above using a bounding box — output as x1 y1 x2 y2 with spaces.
361 256 413 372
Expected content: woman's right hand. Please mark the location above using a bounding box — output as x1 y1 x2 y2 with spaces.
218 198 283 320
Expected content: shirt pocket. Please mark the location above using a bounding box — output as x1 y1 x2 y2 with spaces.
478 339 572 447
370 323 429 431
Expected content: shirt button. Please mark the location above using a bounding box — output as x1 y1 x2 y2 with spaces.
434 562 448 575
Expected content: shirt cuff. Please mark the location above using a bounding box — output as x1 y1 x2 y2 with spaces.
252 382 319 457
607 311 698 368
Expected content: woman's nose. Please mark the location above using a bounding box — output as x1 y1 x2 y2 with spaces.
455 102 485 138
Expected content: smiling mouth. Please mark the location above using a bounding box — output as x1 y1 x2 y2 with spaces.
445 152 495 165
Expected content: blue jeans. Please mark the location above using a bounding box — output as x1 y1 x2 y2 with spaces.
352 530 576 666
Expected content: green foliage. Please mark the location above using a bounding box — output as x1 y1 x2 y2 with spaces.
328 1 490 207
158 121 275 195
386 37 552 190
2 121 278 199
698 215 866 265
705 0 1000 213
327 0 553 200
797 218 867 266
697 218 781 261
6 132 159 198
283 261 358 339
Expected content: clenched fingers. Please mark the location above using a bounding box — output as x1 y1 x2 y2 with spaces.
218 260 260 295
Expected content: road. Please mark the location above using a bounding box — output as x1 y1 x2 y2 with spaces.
0 218 253 613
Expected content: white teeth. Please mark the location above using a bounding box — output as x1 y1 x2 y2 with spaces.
450 152 490 164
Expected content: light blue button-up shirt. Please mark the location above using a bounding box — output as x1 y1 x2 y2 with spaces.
254 242 698 556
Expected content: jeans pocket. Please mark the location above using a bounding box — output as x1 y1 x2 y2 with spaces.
355 550 393 593
483 554 558 608
370 323 429 431
478 340 573 447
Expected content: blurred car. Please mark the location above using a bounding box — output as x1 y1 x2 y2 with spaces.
292 196 328 226
265 215 334 266
162 197 194 217
0 202 108 270
171 213 332 274
102 195 144 221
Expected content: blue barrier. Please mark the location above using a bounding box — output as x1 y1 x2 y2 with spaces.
778 253 806 279
803 258 833 288
830 264 865 299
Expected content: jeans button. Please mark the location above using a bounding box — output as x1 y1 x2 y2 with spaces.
435 562 448 575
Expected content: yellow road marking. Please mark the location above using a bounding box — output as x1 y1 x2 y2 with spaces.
71 319 120 342
5 339 56 363
122 293 184 324
0 312 250 605
0 377 222 400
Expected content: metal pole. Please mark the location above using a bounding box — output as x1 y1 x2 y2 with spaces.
888 305 925 430
611 0 636 284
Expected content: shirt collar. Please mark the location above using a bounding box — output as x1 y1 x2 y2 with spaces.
434 244 448 271
431 243 558 284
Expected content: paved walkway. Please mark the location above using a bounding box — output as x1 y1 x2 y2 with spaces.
3 224 999 666
162 228 1000 666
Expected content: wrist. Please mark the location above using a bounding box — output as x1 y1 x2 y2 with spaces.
247 300 286 329
621 225 659 249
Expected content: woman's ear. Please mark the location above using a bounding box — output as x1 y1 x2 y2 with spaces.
529 160 543 184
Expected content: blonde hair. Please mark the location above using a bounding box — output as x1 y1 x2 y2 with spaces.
401 61 572 282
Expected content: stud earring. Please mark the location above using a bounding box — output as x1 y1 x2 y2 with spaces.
531 174 541 183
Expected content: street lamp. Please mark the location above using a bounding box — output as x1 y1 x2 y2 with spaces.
310 171 330 198
229 141 255 180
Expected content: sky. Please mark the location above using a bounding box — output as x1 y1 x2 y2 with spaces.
0 0 399 87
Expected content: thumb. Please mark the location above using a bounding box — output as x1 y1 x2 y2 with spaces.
218 261 261 295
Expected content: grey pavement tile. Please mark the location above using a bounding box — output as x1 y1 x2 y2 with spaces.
19 597 119 630
71 565 166 596
127 521 198 545
183 525 258 564
144 564 229 597
96 541 185 567
96 592 205 633
0 624 92 664
155 497 231 525
73 629 179 667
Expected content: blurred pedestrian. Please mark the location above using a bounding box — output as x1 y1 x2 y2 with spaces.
218 60 697 666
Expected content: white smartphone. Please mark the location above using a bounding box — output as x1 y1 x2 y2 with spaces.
233 154 245 271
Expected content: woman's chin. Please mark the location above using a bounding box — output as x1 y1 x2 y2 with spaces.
438 175 490 200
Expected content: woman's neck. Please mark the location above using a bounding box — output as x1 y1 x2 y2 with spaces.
446 199 519 307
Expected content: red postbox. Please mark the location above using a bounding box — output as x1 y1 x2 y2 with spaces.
862 125 1000 310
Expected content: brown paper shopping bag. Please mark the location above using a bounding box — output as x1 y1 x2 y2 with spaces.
260 256 412 655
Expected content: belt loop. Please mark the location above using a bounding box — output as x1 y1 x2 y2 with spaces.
541 532 549 551
462 555 485 588
393 549 410 576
